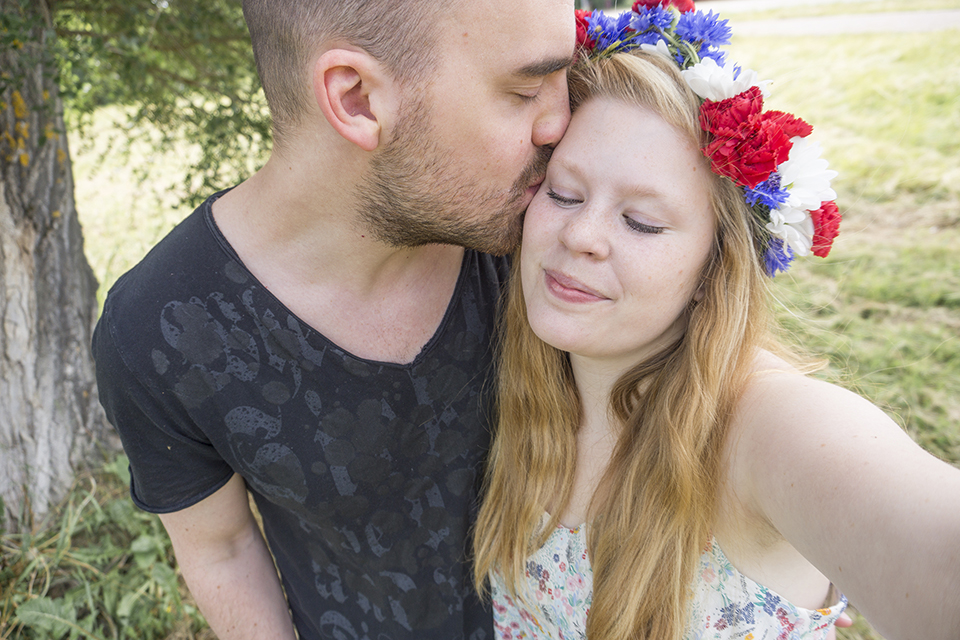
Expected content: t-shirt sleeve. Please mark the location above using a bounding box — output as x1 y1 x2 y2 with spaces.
93 300 235 514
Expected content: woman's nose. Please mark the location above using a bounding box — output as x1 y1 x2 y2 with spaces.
558 207 610 260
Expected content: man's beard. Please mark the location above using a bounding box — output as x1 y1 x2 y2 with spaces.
356 98 552 256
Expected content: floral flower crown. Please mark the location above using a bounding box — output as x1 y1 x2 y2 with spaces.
575 0 840 276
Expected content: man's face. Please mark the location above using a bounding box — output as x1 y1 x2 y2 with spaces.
357 0 576 255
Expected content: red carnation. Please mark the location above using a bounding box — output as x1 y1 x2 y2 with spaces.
704 132 784 188
700 91 794 188
699 86 764 137
633 0 695 12
575 9 595 50
809 201 841 257
763 110 813 139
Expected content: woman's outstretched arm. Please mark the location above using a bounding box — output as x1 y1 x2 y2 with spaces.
733 369 960 640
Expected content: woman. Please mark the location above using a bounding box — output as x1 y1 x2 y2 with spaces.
472 5 960 640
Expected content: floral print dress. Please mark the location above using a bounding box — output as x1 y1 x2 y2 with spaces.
490 519 848 640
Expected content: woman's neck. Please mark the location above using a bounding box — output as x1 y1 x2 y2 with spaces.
557 355 623 528
569 354 624 435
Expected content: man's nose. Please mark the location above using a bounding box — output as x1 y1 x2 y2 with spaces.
532 74 571 148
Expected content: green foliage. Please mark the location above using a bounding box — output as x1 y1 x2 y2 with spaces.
0 457 207 640
52 0 271 200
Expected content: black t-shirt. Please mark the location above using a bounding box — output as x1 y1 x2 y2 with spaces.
92 192 507 639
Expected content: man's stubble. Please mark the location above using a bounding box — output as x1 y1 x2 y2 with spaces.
356 96 552 256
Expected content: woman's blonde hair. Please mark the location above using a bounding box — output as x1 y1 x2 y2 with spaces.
473 51 781 640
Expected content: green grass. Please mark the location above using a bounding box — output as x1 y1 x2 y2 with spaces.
4 5 958 640
0 460 210 640
727 33 960 204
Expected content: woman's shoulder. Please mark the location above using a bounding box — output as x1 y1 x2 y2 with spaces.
736 348 890 435
726 347 918 531
724 347 908 524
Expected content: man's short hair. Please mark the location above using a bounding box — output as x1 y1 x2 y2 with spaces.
243 0 443 143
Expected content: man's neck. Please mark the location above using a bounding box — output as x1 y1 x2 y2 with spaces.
211 152 466 364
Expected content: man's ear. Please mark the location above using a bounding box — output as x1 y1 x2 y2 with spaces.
313 48 390 152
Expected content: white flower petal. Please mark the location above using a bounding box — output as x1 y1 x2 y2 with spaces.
681 58 769 102
639 40 672 59
779 137 837 211
766 206 814 256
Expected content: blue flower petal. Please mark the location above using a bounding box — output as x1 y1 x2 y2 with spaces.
698 47 727 66
763 237 794 276
745 173 790 209
676 10 732 48
630 5 674 33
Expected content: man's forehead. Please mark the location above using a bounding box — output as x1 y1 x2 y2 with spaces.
449 0 575 45
434 0 575 77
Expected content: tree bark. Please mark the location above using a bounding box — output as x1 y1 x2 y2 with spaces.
1 0 113 530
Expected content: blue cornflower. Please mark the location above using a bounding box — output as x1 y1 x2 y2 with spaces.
589 10 636 52
630 5 674 34
763 238 794 277
637 30 668 48
615 9 636 33
675 10 732 48
745 173 790 209
697 46 727 66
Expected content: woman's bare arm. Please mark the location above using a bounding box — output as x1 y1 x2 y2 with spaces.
733 371 960 640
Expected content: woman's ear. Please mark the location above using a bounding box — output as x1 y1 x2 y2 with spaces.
693 280 707 302
313 48 390 152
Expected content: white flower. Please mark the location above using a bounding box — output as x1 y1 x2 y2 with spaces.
766 205 814 256
639 40 672 60
778 137 838 211
681 57 770 102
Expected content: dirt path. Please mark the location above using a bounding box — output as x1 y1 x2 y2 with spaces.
724 9 960 35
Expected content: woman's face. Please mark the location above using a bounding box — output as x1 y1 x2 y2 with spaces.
521 96 716 373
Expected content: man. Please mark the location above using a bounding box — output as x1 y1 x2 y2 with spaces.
92 0 575 638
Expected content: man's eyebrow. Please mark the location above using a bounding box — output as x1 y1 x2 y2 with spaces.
514 55 574 78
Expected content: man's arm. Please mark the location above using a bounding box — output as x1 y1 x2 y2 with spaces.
158 473 297 640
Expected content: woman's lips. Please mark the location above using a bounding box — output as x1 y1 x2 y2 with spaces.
544 270 608 303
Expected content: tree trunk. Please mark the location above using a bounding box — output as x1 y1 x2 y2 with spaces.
0 0 112 530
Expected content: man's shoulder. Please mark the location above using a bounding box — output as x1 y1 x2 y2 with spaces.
96 192 247 358
102 193 234 315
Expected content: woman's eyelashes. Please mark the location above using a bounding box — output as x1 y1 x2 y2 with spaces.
547 187 666 235
624 216 665 235
546 188 581 207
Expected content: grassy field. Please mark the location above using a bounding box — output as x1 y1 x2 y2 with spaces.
3 5 959 639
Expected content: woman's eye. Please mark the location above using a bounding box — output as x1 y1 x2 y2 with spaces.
546 188 582 207
624 216 664 235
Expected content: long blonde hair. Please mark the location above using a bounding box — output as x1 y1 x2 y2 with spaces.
473 51 781 640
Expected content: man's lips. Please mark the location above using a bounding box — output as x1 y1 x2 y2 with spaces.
544 270 608 303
